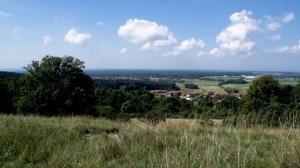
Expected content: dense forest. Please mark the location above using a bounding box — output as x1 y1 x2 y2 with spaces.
0 71 23 78
1 56 300 126
94 79 179 91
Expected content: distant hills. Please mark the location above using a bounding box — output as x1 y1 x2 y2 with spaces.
0 71 23 78
85 69 300 79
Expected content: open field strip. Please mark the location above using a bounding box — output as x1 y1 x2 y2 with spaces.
1 115 300 167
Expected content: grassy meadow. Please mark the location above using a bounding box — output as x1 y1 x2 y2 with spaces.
1 115 300 167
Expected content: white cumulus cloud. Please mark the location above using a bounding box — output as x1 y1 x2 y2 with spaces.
0 11 10 16
166 38 205 56
266 22 281 31
268 34 281 41
64 28 92 44
43 36 54 45
120 47 127 54
282 12 295 23
209 48 224 57
141 36 176 50
211 10 260 57
274 40 300 54
118 18 176 50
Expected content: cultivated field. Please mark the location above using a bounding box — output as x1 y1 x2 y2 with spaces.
177 77 299 95
177 80 226 95
222 83 251 95
1 115 300 167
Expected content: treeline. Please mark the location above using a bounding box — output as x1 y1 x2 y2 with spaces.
184 83 199 89
86 70 255 79
1 56 300 126
94 79 179 91
219 78 248 85
0 71 23 79
94 88 193 119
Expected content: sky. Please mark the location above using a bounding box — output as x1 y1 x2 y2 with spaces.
0 0 300 72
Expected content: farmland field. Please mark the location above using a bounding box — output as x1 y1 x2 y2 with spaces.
176 77 299 95
222 83 251 94
194 80 219 86
177 80 228 95
278 79 300 86
1 115 300 167
175 82 185 89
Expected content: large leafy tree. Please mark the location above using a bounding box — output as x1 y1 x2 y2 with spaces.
15 55 94 115
244 76 281 111
292 84 300 109
0 79 13 113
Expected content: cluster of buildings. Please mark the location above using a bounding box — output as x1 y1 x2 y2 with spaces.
150 90 243 105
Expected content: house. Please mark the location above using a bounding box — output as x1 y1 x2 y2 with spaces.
231 93 243 100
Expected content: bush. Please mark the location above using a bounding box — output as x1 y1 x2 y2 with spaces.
96 105 115 118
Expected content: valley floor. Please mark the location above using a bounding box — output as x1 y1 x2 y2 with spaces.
1 115 300 167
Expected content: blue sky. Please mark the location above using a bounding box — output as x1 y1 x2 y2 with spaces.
0 0 300 71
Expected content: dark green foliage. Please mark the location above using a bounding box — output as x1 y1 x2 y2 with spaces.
155 97 193 116
193 95 213 108
292 84 300 109
94 79 179 91
0 79 13 113
0 71 23 78
218 95 241 111
96 105 115 118
184 83 199 89
224 87 239 94
219 78 248 85
95 89 155 117
15 55 95 116
244 76 281 112
0 78 19 113
243 76 300 125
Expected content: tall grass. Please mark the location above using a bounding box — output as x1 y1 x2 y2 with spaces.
1 115 300 167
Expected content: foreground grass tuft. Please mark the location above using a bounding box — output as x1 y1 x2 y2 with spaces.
1 115 300 167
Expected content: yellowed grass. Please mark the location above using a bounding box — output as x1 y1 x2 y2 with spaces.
201 86 226 94
130 118 223 130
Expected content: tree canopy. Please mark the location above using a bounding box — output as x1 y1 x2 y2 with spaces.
244 76 280 111
15 55 94 116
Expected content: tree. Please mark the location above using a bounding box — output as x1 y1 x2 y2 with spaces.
244 76 280 112
15 55 94 115
292 84 300 109
0 79 13 113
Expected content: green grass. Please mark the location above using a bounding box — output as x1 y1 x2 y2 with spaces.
1 115 300 167
223 83 251 94
278 79 300 86
194 80 226 94
177 81 207 94
194 80 219 86
176 82 185 89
